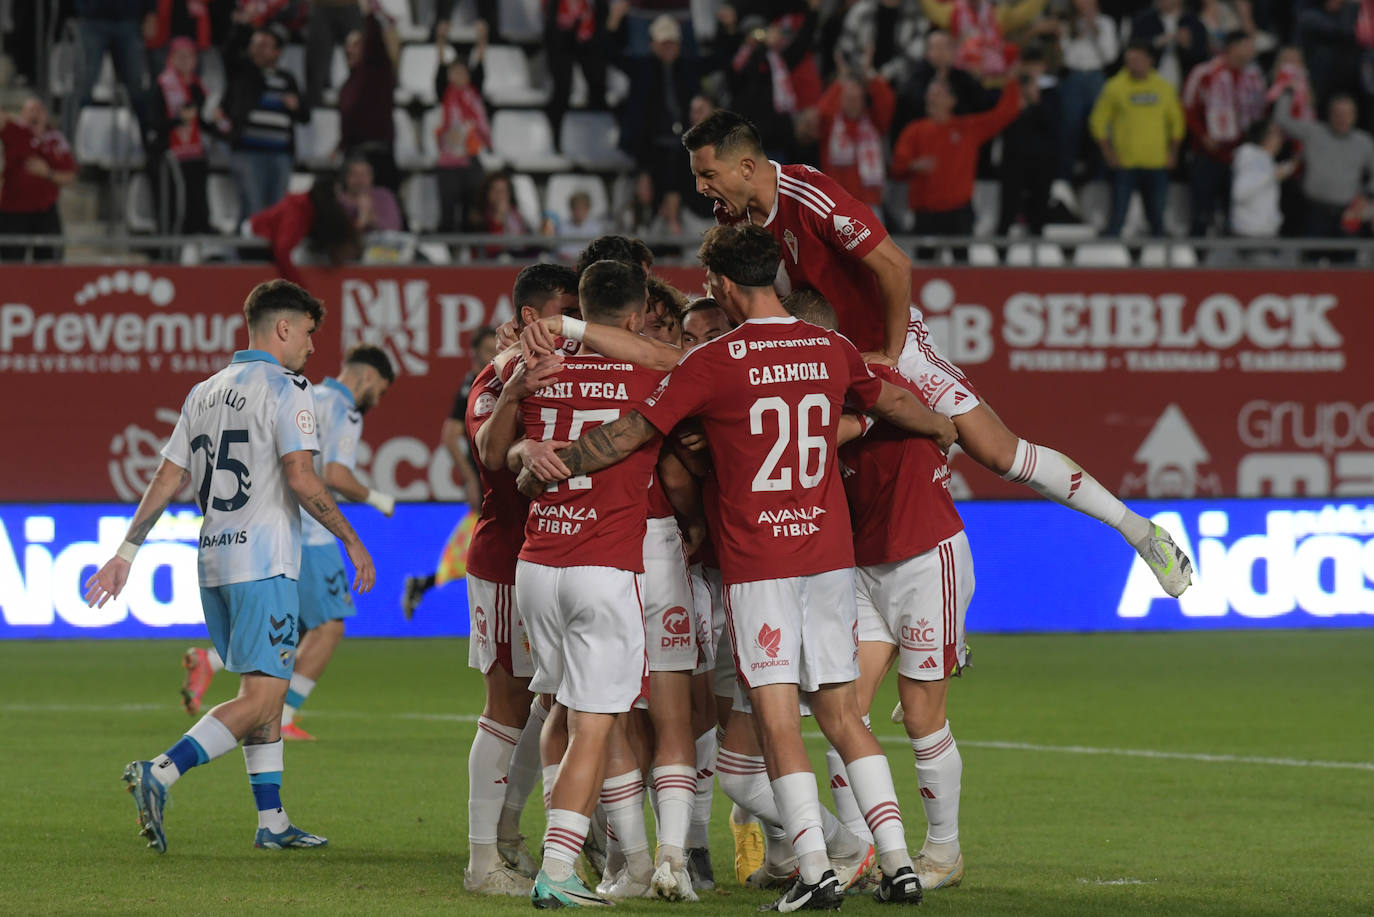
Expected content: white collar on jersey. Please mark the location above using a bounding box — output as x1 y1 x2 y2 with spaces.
745 316 797 324
761 159 782 228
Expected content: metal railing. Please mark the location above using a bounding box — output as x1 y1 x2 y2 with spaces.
0 232 1371 267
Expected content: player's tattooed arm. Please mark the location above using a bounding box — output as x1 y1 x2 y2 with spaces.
284 450 376 592
517 411 657 497
871 381 958 450
124 458 191 545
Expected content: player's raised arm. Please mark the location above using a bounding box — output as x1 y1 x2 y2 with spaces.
861 236 915 365
525 314 682 372
871 381 957 450
84 457 190 608
516 409 659 497
283 450 375 592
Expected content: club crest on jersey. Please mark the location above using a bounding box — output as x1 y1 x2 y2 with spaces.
783 229 799 263
473 392 498 417
295 409 315 434
728 341 748 360
833 215 871 252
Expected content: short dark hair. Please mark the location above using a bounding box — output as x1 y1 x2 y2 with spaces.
647 277 688 323
1222 29 1250 49
1330 92 1358 111
344 344 395 383
781 290 837 331
512 263 578 317
698 224 780 288
684 297 725 318
243 280 325 331
579 260 648 324
574 235 654 277
1126 36 1155 57
472 324 498 353
681 109 764 159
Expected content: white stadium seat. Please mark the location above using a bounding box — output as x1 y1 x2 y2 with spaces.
1005 243 1065 266
403 173 441 231
393 109 424 168
75 106 145 168
509 172 543 230
490 110 569 172
125 172 156 233
559 111 633 171
419 106 443 165
1073 242 1132 267
280 44 307 87
971 180 1000 237
499 0 543 41
295 108 341 167
570 63 630 108
1139 244 1198 267
482 45 550 107
397 44 439 104
207 173 242 234
544 174 609 225
288 171 316 194
968 243 1000 266
377 0 426 41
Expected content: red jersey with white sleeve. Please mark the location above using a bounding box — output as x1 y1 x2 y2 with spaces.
638 317 882 585
715 162 889 352
519 354 665 571
840 364 963 567
464 362 529 584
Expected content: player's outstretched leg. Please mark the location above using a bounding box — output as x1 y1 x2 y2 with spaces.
953 404 1194 597
180 646 222 716
123 712 239 853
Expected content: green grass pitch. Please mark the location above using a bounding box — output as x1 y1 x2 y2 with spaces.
0 631 1370 916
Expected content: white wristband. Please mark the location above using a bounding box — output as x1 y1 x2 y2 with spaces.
116 541 139 563
365 489 396 516
561 316 587 342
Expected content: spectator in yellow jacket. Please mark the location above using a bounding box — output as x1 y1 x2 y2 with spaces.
1090 38 1185 237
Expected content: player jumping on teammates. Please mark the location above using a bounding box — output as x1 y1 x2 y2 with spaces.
519 224 957 910
680 110 1194 598
182 346 396 741
86 280 375 853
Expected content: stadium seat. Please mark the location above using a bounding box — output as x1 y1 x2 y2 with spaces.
971 180 1000 237
280 44 307 87
1140 244 1199 267
1072 242 1132 267
295 108 341 167
418 107 443 166
397 44 440 104
1077 180 1111 233
377 0 426 41
418 241 453 264
90 56 117 103
74 106 145 169
558 111 633 171
1042 222 1096 241
509 172 543 230
570 63 631 108
490 110 569 172
125 172 156 233
1005 243 1065 266
199 48 227 101
207 173 242 234
393 109 424 168
49 41 77 97
331 47 349 92
402 173 441 231
968 243 1000 266
288 171 316 194
544 174 609 225
482 44 550 107
444 0 485 42
499 0 543 41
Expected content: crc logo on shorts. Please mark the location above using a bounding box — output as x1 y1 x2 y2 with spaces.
750 623 788 671
661 606 692 650
833 215 871 252
901 618 936 651
296 410 315 435
728 341 748 360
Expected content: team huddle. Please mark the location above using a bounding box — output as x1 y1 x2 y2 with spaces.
84 110 1194 911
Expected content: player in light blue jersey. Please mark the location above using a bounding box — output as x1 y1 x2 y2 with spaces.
85 280 376 854
181 345 396 739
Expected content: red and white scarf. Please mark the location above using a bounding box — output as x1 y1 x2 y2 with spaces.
157 40 205 161
950 0 1008 76
437 82 490 167
1188 59 1267 144
826 114 885 190
1267 62 1313 120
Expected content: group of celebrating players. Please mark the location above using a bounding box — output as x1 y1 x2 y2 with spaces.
85 109 1194 912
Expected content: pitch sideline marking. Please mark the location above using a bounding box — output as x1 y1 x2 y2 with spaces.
3 701 1372 772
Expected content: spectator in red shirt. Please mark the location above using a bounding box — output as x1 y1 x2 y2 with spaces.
817 53 896 208
0 99 78 262
1181 30 1267 235
338 0 400 192
433 19 490 234
891 73 1020 258
248 174 361 285
148 38 225 234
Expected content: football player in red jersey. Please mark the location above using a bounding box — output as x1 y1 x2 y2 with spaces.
519 224 957 909
680 111 1194 600
461 264 578 896
789 289 971 893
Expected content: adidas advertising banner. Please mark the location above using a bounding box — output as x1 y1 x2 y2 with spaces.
0 500 1370 639
0 266 1370 501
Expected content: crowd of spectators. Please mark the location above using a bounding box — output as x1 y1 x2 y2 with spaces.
3 0 1374 265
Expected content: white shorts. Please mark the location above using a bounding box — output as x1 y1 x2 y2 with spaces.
898 306 981 417
725 568 860 693
515 561 647 713
689 563 731 689
643 517 697 673
466 574 534 678
856 531 974 681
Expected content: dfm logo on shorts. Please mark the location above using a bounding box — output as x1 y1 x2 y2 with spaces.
751 623 788 671
661 606 692 650
901 618 936 651
473 606 489 647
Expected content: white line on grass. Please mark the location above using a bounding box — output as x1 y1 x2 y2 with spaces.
4 702 1372 772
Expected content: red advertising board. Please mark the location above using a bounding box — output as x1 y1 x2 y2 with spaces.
1 264 1370 501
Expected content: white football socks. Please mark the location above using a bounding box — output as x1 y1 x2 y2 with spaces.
281 673 315 727
600 770 652 879
243 739 289 833
499 698 548 843
825 746 875 844
542 808 589 882
687 729 716 849
912 721 962 855
469 716 522 873
151 714 237 788
652 765 696 868
771 772 829 884
205 647 225 672
845 754 913 875
1002 439 1151 544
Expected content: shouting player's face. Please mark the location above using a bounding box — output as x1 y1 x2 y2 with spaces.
682 307 729 351
690 145 755 218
